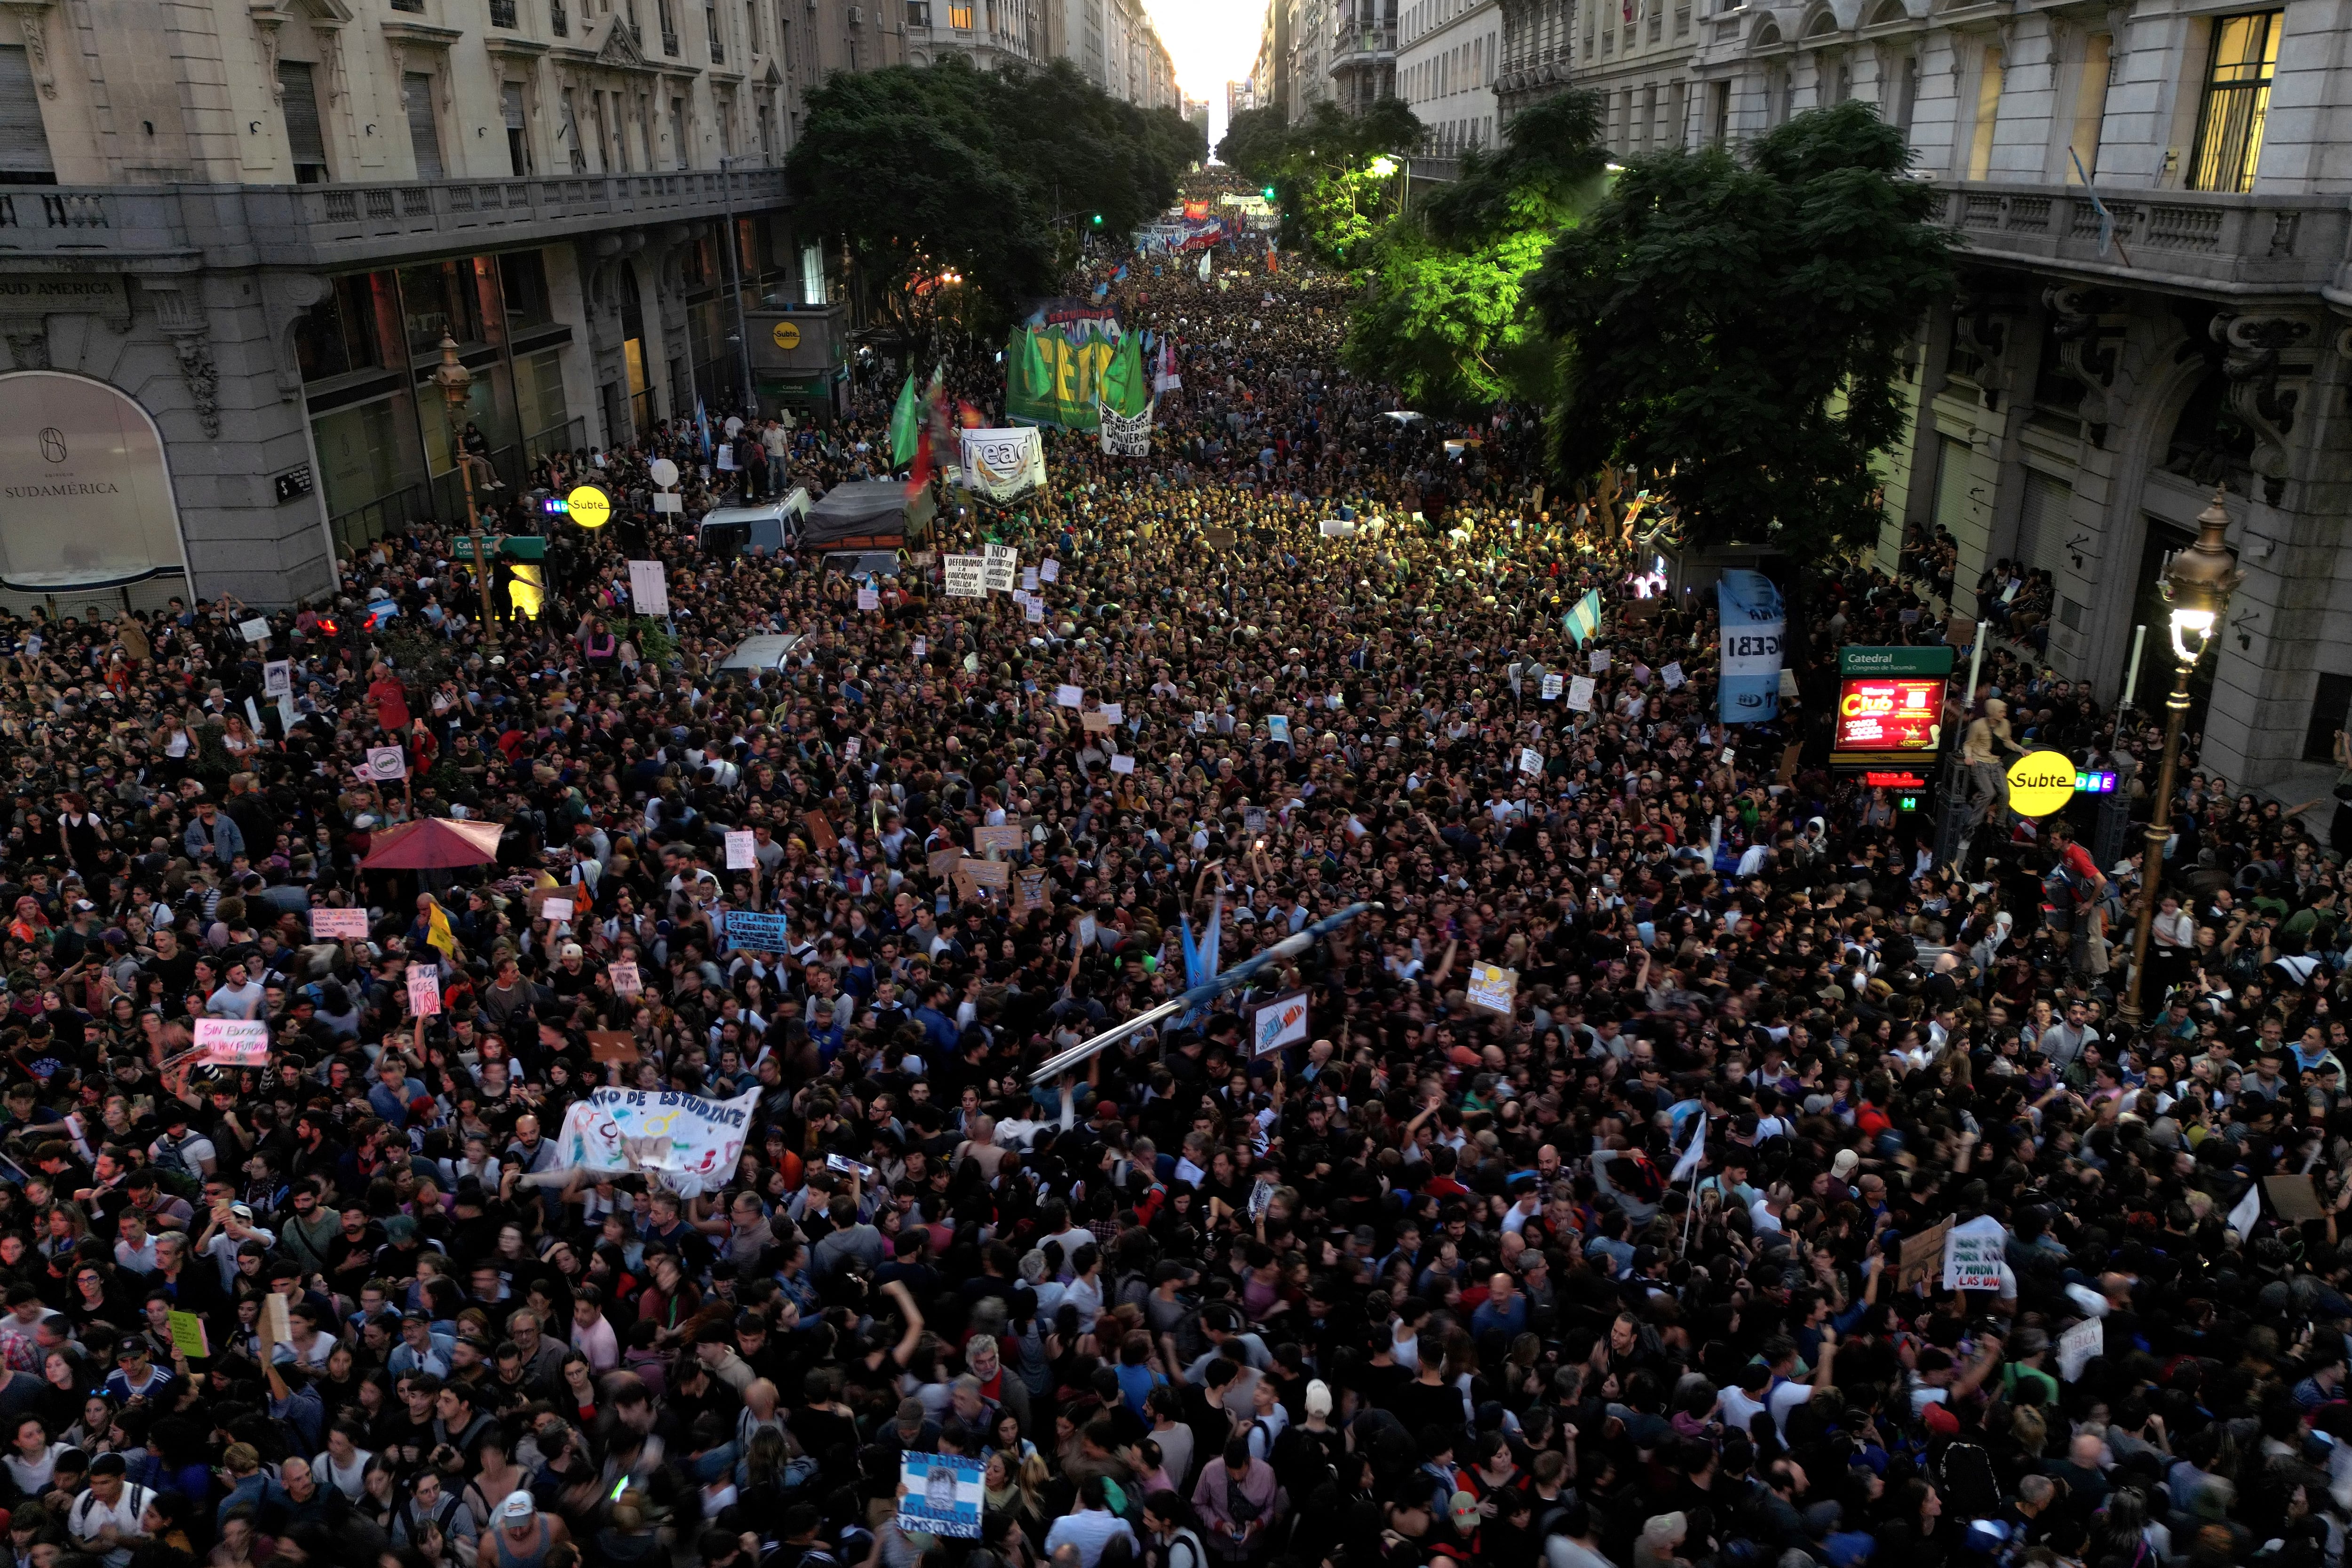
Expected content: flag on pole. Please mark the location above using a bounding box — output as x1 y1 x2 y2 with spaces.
1671 1113 1707 1184
1562 589 1604 645
889 374 921 469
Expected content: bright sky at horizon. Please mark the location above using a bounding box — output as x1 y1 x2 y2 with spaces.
1140 0 1262 151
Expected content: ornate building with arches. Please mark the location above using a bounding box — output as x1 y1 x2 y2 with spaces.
1480 0 2352 793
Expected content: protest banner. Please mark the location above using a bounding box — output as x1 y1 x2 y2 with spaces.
1567 677 1596 713
1942 1215 2008 1291
1896 1217 1953 1292
2057 1317 2103 1381
1017 870 1049 912
802 812 838 852
406 966 441 1017
973 825 1023 857
556 1085 762 1194
193 1019 270 1067
726 911 790 951
897 1453 985 1539
965 859 1010 890
725 831 757 871
364 746 407 781
1466 963 1518 1016
168 1311 209 1360
609 961 643 996
1251 990 1310 1056
944 556 987 598
1541 673 1564 701
982 544 1018 592
263 661 293 699
310 907 369 939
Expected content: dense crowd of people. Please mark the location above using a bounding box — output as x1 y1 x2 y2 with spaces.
0 171 2342 1568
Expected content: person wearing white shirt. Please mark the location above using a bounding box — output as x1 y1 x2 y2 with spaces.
69 1454 151 1568
1044 1478 1139 1568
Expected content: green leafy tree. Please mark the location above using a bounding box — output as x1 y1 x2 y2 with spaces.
1270 98 1424 264
787 58 1200 340
1215 106 1291 186
1529 101 1955 554
1343 93 1610 413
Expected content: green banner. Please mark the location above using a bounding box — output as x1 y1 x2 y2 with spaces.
1006 325 1129 430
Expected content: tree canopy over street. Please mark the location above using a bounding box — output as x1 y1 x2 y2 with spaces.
789 58 1203 337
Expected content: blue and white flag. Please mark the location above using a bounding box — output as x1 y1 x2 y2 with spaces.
1562 589 1604 646
1717 569 1785 724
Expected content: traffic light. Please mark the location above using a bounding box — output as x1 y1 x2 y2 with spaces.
1262 186 1275 199
1090 213 1103 225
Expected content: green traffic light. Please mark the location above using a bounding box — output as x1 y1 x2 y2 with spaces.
1263 186 1276 199
1091 214 1103 225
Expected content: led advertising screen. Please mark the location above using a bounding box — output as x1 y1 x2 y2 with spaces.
1835 675 1946 751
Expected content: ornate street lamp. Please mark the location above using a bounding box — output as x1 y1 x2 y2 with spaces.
431 333 497 628
2118 485 2242 1027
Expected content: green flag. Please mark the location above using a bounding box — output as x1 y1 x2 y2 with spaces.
1102 334 1151 418
889 374 920 469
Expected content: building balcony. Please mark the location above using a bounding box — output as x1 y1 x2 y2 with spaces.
1333 25 1397 64
0 168 791 274
1928 179 2350 299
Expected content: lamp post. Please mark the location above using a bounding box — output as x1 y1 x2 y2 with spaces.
2117 484 2242 1028
717 154 758 421
430 333 498 628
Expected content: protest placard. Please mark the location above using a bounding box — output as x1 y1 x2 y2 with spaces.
628 560 669 617
898 1454 985 1538
973 826 1023 857
726 911 790 951
193 1019 270 1067
310 907 369 939
2057 1317 2103 1381
1466 963 1518 1016
1942 1215 2008 1291
609 961 643 996
1896 1217 1953 1292
1251 991 1311 1055
406 966 441 1017
725 830 756 870
944 556 987 598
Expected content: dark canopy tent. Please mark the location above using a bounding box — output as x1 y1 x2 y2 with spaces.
801 480 934 549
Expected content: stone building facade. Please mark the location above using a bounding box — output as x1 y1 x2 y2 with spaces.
0 0 892 611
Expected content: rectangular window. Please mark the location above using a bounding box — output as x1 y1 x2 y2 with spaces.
502 83 531 177
800 241 826 305
562 88 586 172
2189 11 2279 193
404 71 445 180
279 60 330 183
1894 54 1919 140
1965 45 2003 180
498 251 552 328
950 0 973 25
671 96 687 167
2068 33 2112 182
1709 78 1730 144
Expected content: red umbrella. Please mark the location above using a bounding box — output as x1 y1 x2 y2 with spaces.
360 817 504 870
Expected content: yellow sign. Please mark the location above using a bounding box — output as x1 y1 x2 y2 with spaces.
167 1310 208 1360
565 484 611 529
771 320 802 351
2006 749 2078 817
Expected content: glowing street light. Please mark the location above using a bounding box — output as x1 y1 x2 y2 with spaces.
1368 155 1398 177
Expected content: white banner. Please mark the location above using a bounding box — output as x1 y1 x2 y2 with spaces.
982 543 1017 593
944 555 987 598
556 1085 762 1197
957 427 1045 501
628 560 669 617
1251 989 1310 1056
1098 401 1153 458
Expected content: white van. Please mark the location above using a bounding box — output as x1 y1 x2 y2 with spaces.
698 488 812 557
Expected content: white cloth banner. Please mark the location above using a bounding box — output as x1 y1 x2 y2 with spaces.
1098 401 1153 458
957 427 1045 501
556 1086 762 1198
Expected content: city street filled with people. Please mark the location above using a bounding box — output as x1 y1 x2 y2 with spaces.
0 174 2342 1568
